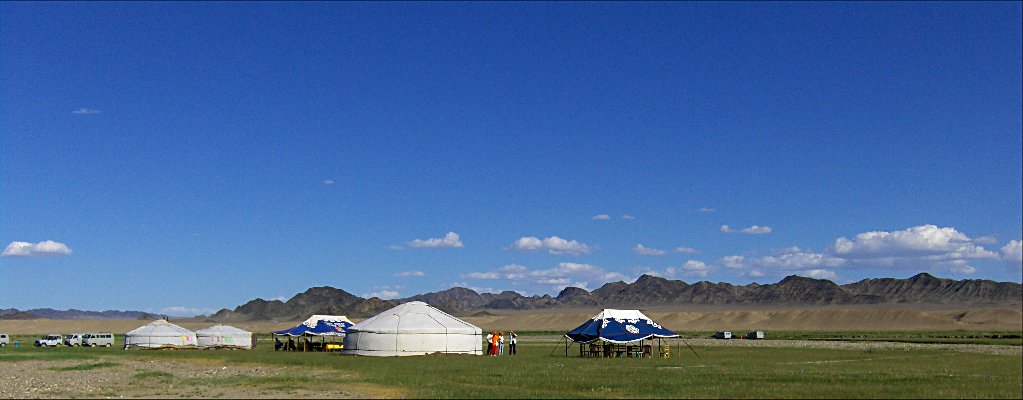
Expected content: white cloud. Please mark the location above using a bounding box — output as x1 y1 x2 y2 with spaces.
509 236 591 256
801 269 838 280
833 225 993 259
633 244 667 256
674 246 699 254
2 240 73 257
671 260 710 277
509 236 544 251
409 232 463 249
395 270 425 277
721 225 773 234
1002 240 1022 265
542 237 591 255
974 236 998 245
721 255 745 270
749 269 765 278
699 207 715 213
723 225 1007 278
463 262 628 292
591 214 611 220
772 246 802 255
73 108 100 115
621 214 636 220
323 179 335 185
463 271 501 279
365 290 400 299
387 245 404 251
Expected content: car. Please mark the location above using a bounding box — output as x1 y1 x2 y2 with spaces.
0 334 9 347
745 331 765 340
714 331 732 340
35 334 63 347
64 333 86 346
82 333 114 347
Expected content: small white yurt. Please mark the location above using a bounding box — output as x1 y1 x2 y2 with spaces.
124 320 198 349
343 301 482 356
197 325 253 349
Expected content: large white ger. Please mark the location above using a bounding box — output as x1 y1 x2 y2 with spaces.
343 301 483 356
196 324 253 349
124 320 198 349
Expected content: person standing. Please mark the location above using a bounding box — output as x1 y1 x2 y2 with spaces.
498 331 505 355
486 331 494 356
509 331 517 355
490 331 500 356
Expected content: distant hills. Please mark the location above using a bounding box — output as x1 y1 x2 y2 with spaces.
4 273 1017 321
0 308 167 320
208 273 1022 322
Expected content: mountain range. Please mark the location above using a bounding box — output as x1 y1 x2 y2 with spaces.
0 308 168 320
208 273 1022 322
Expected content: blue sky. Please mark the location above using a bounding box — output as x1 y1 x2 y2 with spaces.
2 2 1020 316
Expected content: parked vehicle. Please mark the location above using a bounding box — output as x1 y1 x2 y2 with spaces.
35 334 63 347
82 332 114 347
0 334 9 347
714 331 732 339
745 331 765 340
64 333 86 346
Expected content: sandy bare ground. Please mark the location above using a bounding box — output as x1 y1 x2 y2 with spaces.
1 305 1020 335
0 357 398 399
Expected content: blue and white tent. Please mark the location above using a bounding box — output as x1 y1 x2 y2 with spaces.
565 309 678 343
274 315 353 337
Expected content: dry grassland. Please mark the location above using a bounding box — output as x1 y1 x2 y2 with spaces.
1 305 1020 335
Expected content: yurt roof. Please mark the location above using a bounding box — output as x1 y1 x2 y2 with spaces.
301 315 353 327
348 301 481 335
127 319 196 337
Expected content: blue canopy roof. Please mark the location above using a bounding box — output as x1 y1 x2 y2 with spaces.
565 309 678 343
274 315 353 336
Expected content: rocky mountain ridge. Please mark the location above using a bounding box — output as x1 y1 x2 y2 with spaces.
0 308 167 320
208 273 1022 321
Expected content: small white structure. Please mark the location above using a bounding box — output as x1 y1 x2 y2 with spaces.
343 301 482 357
197 325 253 349
125 320 197 349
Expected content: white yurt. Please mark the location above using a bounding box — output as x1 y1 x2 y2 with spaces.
343 301 482 356
124 320 198 349
196 325 253 349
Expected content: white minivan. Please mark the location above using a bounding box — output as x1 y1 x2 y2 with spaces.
82 333 114 347
35 334 63 347
64 333 86 346
0 334 9 347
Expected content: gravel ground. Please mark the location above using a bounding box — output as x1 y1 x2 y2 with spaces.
0 358 369 399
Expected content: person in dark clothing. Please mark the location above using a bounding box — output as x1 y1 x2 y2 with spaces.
509 331 517 355
274 337 283 351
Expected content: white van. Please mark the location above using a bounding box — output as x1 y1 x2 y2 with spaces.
0 334 9 347
35 334 63 347
64 333 86 346
82 333 114 347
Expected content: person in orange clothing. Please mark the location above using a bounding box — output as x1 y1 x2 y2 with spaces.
489 330 499 356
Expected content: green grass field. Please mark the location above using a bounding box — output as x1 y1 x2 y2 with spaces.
2 334 1021 398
